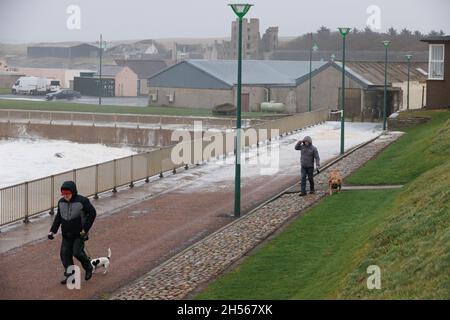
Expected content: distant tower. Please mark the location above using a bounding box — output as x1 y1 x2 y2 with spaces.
261 27 279 53
231 18 261 59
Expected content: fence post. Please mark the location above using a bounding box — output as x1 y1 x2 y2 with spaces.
23 182 30 224
129 155 134 188
145 152 150 183
113 159 117 193
94 164 99 199
49 175 55 215
73 169 76 184
159 148 163 178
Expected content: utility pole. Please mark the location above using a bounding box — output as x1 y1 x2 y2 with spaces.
99 34 103 105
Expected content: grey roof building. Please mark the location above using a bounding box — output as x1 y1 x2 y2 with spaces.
148 59 329 88
147 59 329 112
115 59 168 79
27 43 99 59
147 58 428 116
97 65 124 77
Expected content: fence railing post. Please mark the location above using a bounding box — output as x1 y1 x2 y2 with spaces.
49 175 55 215
145 152 150 183
94 164 99 199
129 155 134 188
23 182 29 224
113 159 117 193
159 148 163 178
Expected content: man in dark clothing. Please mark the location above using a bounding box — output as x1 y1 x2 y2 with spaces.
295 136 321 196
47 181 96 284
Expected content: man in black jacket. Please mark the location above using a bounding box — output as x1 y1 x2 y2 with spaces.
48 181 96 284
295 136 320 196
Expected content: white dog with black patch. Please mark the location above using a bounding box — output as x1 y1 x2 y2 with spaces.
90 248 111 274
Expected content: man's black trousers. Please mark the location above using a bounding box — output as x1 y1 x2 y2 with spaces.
301 166 315 194
60 236 92 273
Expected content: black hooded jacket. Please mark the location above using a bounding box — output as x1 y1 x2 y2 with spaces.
50 181 96 238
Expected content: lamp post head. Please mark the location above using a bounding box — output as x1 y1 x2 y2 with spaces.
382 40 391 48
312 43 319 52
338 27 351 37
229 3 253 18
405 54 413 61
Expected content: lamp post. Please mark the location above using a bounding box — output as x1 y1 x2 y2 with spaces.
338 27 350 155
98 34 106 105
308 34 319 112
405 54 413 111
229 3 252 218
382 40 390 130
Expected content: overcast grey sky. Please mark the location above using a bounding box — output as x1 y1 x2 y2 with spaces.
0 0 449 43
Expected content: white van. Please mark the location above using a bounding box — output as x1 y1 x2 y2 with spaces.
11 76 48 95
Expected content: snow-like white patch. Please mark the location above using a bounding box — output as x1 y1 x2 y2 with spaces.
0 138 136 188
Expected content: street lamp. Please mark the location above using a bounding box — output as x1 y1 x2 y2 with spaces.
382 40 390 130
309 34 319 112
98 34 106 105
229 3 253 217
405 54 413 111
338 27 350 155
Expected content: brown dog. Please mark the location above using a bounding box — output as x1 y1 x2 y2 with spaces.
328 170 342 195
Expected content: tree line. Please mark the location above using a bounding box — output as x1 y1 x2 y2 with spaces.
281 27 446 51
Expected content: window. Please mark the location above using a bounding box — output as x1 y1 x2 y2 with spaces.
428 44 445 80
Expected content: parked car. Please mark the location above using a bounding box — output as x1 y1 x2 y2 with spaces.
46 89 81 101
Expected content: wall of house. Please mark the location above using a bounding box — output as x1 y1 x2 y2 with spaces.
148 87 234 109
393 81 427 110
238 86 263 112
426 42 450 108
115 67 138 97
139 79 149 95
17 67 88 88
268 87 297 113
296 66 363 113
362 89 401 121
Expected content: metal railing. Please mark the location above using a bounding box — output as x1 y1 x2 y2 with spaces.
0 109 329 227
0 109 258 128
